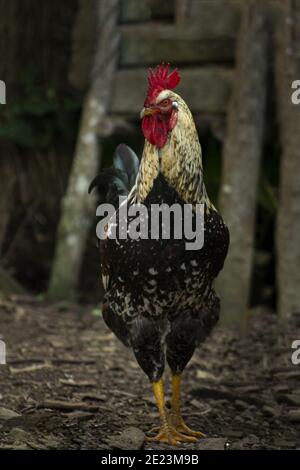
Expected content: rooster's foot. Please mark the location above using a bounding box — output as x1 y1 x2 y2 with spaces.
149 414 205 440
169 413 206 438
146 425 197 445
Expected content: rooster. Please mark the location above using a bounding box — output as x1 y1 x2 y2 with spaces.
89 64 229 445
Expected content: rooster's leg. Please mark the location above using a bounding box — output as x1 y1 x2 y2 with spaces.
146 378 197 445
170 374 205 438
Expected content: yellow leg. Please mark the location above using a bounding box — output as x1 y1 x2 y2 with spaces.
146 378 197 445
170 374 205 438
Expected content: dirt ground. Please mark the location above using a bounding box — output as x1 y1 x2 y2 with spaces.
0 296 300 450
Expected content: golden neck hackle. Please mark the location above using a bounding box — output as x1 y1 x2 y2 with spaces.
135 93 211 208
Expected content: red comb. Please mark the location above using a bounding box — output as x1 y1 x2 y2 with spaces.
145 63 180 106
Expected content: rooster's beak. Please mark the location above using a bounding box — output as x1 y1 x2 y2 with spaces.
140 106 159 119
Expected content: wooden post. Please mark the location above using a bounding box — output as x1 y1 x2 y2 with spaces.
217 0 269 327
48 0 120 300
0 156 16 254
274 0 300 318
175 0 191 25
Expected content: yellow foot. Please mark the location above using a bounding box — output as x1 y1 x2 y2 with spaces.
146 426 197 445
170 414 206 438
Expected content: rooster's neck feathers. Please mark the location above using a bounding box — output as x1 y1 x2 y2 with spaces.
135 93 212 209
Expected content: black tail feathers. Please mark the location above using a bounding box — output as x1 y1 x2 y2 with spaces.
88 144 139 207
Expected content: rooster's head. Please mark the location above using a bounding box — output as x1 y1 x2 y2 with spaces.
138 63 206 207
140 64 182 149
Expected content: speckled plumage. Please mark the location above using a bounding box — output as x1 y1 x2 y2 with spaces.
99 89 229 382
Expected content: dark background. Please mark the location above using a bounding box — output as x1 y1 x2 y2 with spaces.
0 0 300 451
0 0 299 325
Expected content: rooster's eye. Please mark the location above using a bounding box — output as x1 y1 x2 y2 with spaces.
161 99 170 107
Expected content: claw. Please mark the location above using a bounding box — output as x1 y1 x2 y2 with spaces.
148 426 160 435
171 416 206 438
169 410 205 438
146 425 197 445
148 412 205 442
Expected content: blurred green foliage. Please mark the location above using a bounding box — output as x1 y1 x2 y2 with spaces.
0 69 81 148
202 136 222 207
258 143 280 217
202 132 279 219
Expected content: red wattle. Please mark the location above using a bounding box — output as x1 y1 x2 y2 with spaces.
142 111 178 149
